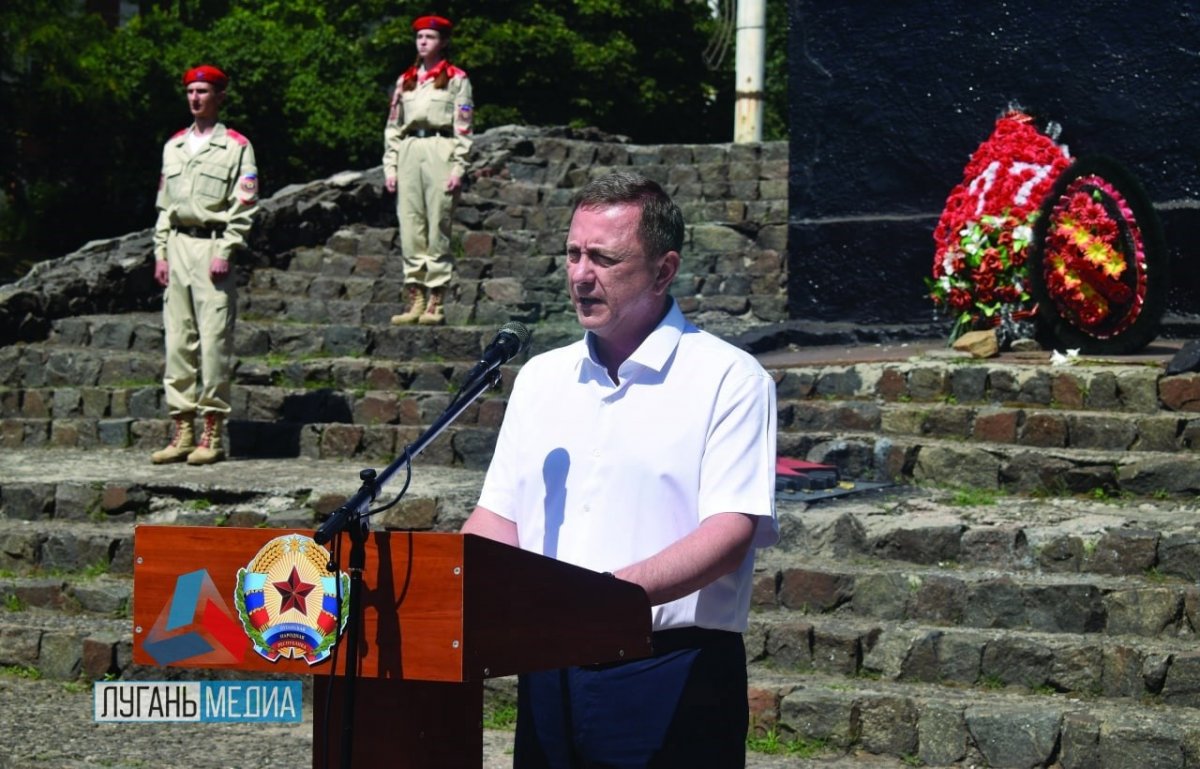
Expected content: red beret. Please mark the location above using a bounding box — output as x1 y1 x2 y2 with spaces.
412 15 453 33
183 65 229 89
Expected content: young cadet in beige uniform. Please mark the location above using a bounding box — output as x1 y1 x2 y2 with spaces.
383 14 473 326
151 64 259 465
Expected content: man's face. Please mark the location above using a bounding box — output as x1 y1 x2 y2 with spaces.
186 82 224 121
415 29 446 60
565 203 678 350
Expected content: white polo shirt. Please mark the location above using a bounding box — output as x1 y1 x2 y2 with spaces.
477 301 778 632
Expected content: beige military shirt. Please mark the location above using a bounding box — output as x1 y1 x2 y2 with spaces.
153 123 259 262
382 59 474 179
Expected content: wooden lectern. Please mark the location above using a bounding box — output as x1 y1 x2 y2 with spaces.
132 525 653 768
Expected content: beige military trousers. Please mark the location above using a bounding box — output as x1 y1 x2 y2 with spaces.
162 232 236 417
395 135 456 288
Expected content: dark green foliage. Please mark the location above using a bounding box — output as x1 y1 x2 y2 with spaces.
0 0 787 279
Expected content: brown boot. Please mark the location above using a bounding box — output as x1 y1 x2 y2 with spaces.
151 414 195 464
187 413 226 465
418 287 445 325
390 285 427 325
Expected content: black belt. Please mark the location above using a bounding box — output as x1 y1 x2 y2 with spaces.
651 627 741 655
406 127 452 138
173 225 225 238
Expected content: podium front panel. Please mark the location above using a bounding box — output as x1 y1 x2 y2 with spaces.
132 526 470 681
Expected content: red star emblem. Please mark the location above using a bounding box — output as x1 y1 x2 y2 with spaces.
273 566 315 615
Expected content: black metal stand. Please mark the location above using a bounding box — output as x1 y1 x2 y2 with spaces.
337 473 371 769
313 367 502 768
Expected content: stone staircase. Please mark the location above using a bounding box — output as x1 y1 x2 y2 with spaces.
6 126 1200 766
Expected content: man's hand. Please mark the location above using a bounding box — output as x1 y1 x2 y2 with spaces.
154 260 170 287
386 175 397 193
446 172 462 193
210 256 230 281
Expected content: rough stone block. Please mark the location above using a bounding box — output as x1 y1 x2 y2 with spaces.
320 424 364 458
0 625 41 666
764 620 813 670
1068 414 1137 451
811 626 862 675
963 576 1025 628
777 568 853 612
919 701 968 766
38 631 84 680
973 408 1020 444
960 526 1027 567
1058 712 1101 769
0 530 42 572
1 482 55 520
779 689 859 748
1156 652 1200 705
965 704 1062 769
1096 712 1187 769
82 634 120 679
981 635 1052 688
1018 412 1068 448
1023 580 1106 632
1160 373 1200 411
858 695 918 755
1085 528 1159 576
844 572 907 620
910 574 967 623
912 444 1000 489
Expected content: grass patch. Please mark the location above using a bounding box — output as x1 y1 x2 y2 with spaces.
948 486 1000 506
81 561 110 578
482 703 517 730
746 727 827 757
0 664 42 680
4 593 26 612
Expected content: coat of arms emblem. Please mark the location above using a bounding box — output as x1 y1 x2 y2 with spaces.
234 534 349 664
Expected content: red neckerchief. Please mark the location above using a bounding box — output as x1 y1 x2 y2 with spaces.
404 59 453 85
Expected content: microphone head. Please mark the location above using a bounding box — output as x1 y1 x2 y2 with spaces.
499 321 532 355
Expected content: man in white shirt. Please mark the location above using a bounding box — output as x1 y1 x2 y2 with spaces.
462 172 778 768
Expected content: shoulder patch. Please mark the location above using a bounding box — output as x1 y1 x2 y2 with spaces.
448 65 469 80
171 128 188 139
225 129 250 146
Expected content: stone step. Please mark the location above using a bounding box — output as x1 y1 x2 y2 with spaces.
1 357 519 402
786 398 1200 453
775 356 1189 414
0 608 132 681
30 310 585 362
0 416 502 466
1 574 132 617
745 668 1200 768
771 493 1200 581
756 558 1199 640
0 449 485 533
748 612 1200 710
784 430 1200 496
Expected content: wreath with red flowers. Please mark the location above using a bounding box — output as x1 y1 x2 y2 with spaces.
929 110 1072 342
1029 156 1167 354
931 110 1166 353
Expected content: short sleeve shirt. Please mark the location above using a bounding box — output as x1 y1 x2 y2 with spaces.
477 301 778 632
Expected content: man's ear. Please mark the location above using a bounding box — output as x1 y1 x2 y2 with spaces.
654 250 681 294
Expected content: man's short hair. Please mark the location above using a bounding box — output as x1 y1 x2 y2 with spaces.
572 172 685 258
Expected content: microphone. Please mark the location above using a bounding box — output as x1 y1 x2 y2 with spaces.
460 322 532 389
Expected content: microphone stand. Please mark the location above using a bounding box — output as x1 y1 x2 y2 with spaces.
315 366 502 769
